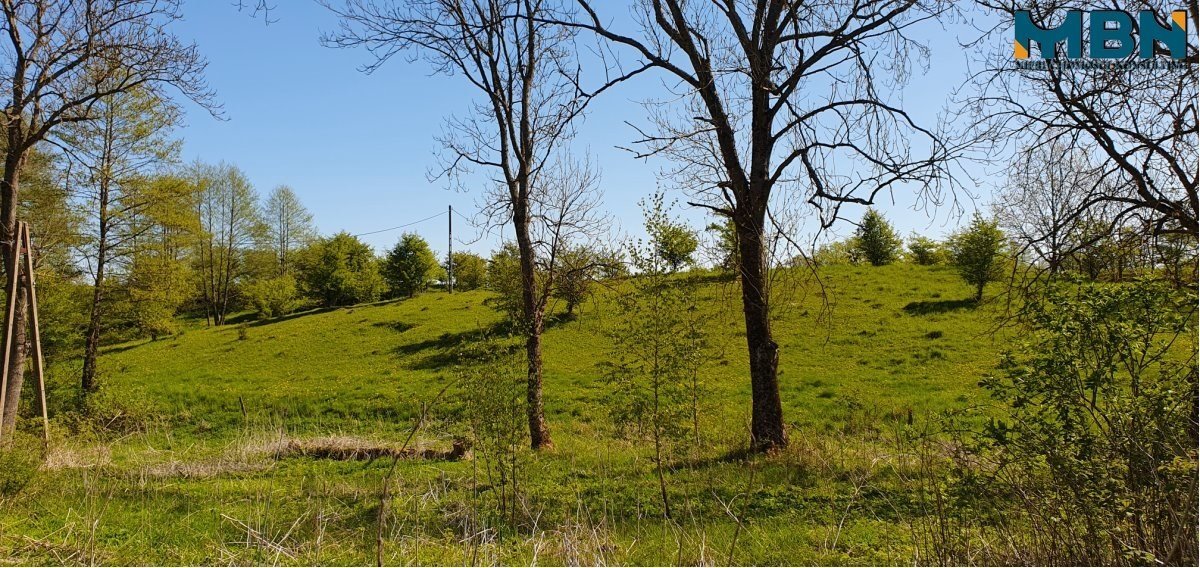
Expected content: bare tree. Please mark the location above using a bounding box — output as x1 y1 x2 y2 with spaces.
262 185 315 276
0 0 213 430
995 140 1101 276
525 154 610 314
193 162 261 326
58 87 181 393
321 0 633 449
965 0 1198 237
568 0 959 451
235 0 279 24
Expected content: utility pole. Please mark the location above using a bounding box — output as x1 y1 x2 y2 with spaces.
447 205 454 293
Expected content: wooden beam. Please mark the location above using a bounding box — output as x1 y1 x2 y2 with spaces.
22 222 49 443
0 225 23 439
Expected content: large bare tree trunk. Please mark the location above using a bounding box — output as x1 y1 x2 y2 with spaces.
0 151 28 433
514 209 552 450
735 203 786 452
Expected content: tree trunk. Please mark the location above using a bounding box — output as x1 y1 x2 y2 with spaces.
0 149 27 434
514 209 552 450
734 207 786 452
81 175 112 393
81 240 108 393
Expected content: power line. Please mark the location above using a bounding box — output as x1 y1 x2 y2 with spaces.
452 207 482 227
351 211 447 237
452 207 473 221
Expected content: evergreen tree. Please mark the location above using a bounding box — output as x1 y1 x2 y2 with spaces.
854 209 902 266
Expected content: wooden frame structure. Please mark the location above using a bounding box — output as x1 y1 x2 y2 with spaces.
0 220 49 443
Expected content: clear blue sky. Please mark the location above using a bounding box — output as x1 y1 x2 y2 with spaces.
171 1 1003 257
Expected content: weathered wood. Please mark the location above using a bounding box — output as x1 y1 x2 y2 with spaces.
0 227 23 439
22 222 49 442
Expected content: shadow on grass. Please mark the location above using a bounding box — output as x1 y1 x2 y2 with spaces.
393 316 571 370
674 446 758 470
100 340 153 356
237 296 416 328
902 298 978 316
684 271 738 285
372 320 415 333
241 306 342 328
393 321 516 370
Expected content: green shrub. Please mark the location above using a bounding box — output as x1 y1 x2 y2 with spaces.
448 251 487 291
486 243 533 324
646 194 698 272
0 431 44 496
907 234 944 265
553 245 602 317
296 232 386 307
454 340 527 524
81 384 161 436
947 214 1007 300
930 280 1199 565
854 209 902 266
243 274 300 318
383 233 439 298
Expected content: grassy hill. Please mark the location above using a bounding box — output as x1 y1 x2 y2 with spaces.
3 263 1010 565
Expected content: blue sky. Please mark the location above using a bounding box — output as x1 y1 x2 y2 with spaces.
171 1 1004 257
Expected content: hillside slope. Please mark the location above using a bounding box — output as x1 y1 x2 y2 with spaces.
7 263 1010 565
80 263 1003 441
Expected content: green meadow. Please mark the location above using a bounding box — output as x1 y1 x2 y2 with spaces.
2 264 1010 565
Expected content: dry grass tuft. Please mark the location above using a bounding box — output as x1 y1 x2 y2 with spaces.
274 435 470 462
40 444 112 471
143 459 268 479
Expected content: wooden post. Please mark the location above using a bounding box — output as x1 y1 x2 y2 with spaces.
0 221 51 443
0 226 23 439
22 222 49 443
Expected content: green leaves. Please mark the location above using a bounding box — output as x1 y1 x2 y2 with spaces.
854 209 903 266
978 278 1198 562
381 232 439 299
948 213 1007 300
299 232 386 306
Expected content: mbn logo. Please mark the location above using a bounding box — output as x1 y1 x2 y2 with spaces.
1014 10 1189 59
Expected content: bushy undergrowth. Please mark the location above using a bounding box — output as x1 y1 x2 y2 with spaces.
912 279 1198 566
0 430 44 496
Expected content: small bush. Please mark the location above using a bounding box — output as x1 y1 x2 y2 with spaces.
917 279 1199 565
296 232 386 307
947 214 1007 300
80 385 161 436
383 233 439 298
243 274 300 319
907 234 944 265
814 238 861 266
0 431 44 496
486 243 535 325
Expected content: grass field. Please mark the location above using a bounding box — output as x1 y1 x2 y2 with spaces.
1 263 1012 565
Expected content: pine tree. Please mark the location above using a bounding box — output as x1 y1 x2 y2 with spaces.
854 209 903 266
